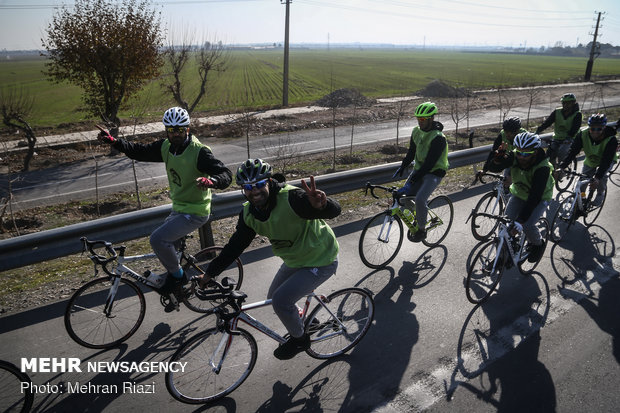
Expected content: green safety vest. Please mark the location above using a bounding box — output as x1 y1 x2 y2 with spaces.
410 127 449 173
510 156 555 201
578 129 618 168
161 136 212 216
501 127 527 151
553 107 580 141
243 185 339 268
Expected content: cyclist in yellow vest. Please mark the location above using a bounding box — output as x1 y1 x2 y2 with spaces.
199 159 341 360
97 107 232 306
557 113 618 207
535 93 582 167
482 116 527 191
393 101 449 242
487 132 553 263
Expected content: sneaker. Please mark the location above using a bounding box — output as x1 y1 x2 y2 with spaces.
591 193 605 207
273 334 311 360
410 229 427 243
160 272 188 295
526 243 544 263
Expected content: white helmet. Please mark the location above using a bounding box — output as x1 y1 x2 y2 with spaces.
513 132 541 151
162 107 190 127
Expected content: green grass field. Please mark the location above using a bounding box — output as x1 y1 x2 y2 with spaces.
1 48 619 128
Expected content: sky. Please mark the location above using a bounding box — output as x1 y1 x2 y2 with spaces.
0 0 619 51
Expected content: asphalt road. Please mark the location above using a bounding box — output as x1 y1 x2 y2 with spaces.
1 168 618 412
3 93 620 211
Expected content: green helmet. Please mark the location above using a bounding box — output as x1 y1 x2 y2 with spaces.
561 93 576 102
415 101 438 117
236 158 272 185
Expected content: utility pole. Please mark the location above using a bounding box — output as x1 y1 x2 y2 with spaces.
584 11 603 81
281 0 291 106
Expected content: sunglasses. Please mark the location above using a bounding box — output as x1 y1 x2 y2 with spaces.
416 116 431 121
165 126 187 133
589 127 603 132
242 179 268 191
515 150 535 157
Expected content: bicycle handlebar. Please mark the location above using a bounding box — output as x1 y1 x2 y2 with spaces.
80 236 118 265
474 171 505 185
364 182 405 205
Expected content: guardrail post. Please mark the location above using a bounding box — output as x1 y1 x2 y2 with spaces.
198 220 215 250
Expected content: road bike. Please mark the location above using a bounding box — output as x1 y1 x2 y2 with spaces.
542 136 578 192
64 236 243 349
465 214 549 304
358 182 454 269
0 360 34 413
550 170 607 242
165 278 375 404
466 171 511 241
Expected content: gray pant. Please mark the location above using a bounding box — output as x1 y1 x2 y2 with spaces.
150 211 210 274
398 173 443 229
267 259 338 338
504 197 548 246
580 163 611 200
547 139 572 167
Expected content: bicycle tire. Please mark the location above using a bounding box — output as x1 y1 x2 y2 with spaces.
465 240 505 304
550 195 576 242
165 327 257 404
64 277 146 349
555 159 578 192
358 211 403 269
470 191 504 241
182 246 244 313
583 190 606 227
423 195 454 247
0 360 34 413
305 288 375 359
517 218 549 275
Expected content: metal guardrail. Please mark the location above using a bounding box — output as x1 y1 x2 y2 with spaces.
5 121 615 272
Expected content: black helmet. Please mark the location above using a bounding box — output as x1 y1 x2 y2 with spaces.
236 159 272 185
587 113 607 126
502 117 521 133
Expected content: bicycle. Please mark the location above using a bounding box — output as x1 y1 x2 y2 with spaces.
358 182 454 269
465 213 549 304
466 171 511 241
165 278 375 404
0 360 34 413
64 236 243 349
542 136 578 192
550 170 607 242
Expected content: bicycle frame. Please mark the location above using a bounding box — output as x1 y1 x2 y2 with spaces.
483 221 527 273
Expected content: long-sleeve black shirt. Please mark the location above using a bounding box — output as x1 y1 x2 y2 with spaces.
400 121 447 180
487 149 551 222
112 135 232 189
535 105 582 138
206 181 341 277
559 130 618 179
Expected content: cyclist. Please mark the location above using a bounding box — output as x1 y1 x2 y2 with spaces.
535 93 582 167
482 116 527 191
393 101 449 242
487 132 553 263
557 113 618 207
198 159 341 360
97 107 232 306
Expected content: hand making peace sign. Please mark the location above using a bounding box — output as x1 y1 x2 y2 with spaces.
301 175 327 210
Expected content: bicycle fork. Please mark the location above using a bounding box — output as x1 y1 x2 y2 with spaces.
103 277 122 318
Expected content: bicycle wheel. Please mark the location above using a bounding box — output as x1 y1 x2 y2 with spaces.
305 288 375 359
470 191 504 241
550 195 576 242
0 360 33 413
423 195 454 247
182 246 244 313
583 190 606 227
166 327 257 404
64 277 146 349
555 159 577 192
518 218 549 275
465 240 505 304
358 211 403 269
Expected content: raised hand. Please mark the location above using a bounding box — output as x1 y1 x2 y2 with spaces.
196 177 215 190
95 124 116 144
301 175 327 210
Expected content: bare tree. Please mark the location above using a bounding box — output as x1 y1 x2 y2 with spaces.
390 97 408 150
42 0 164 134
262 131 301 176
0 143 19 234
449 91 468 145
162 31 229 114
496 86 518 126
0 88 36 171
524 85 543 128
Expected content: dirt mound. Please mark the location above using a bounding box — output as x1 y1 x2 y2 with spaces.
418 79 469 98
315 88 375 107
